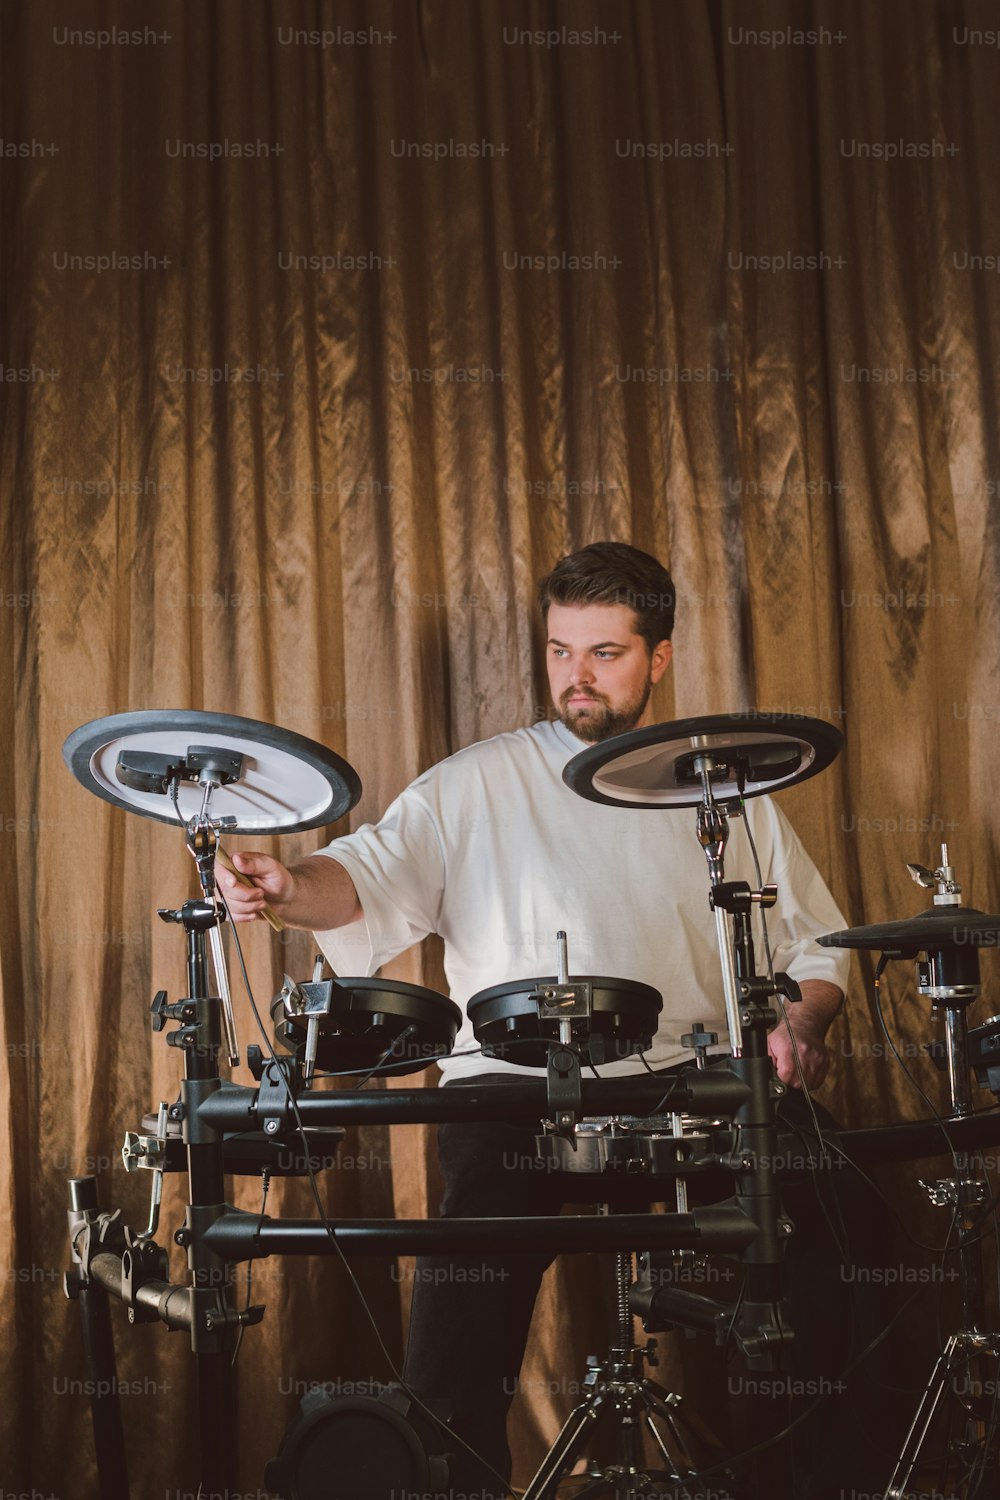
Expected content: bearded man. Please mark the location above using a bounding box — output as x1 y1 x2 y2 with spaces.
221 542 858 1498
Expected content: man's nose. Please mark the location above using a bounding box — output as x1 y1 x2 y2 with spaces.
569 660 595 685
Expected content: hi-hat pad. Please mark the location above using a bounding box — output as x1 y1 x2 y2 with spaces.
63 710 361 833
563 712 843 809
819 906 1000 957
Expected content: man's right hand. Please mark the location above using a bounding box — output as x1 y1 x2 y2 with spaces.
214 849 363 931
216 851 295 922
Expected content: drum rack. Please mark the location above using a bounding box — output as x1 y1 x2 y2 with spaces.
64 918 772 1499
69 948 1000 1499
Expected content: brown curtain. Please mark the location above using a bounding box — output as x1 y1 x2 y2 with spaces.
2 0 999 1492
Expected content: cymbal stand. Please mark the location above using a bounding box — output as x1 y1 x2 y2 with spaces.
692 757 800 1493
886 848 1000 1498
690 755 799 1352
66 764 260 1499
66 896 258 1498
179 767 241 1067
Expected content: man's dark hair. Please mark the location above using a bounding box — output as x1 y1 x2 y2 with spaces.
536 541 675 650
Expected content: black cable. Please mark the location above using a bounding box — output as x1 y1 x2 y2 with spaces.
776 1112 1000 1260
740 809 1000 1377
777 1089 1000 1482
345 1023 420 1091
301 1042 494 1079
231 1168 270 1368
219 895 520 1500
686 1281 929 1485
722 1277 747 1362
737 801 853 1274
738 802 845 1179
172 803 517 1493
630 1058 684 1118
734 804 1000 1466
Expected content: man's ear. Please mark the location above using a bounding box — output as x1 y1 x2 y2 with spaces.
650 639 673 684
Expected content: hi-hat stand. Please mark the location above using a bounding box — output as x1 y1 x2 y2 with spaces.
887 859 1000 1499
821 845 1000 1499
66 894 258 1495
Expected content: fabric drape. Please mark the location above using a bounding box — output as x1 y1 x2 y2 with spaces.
1 0 997 1492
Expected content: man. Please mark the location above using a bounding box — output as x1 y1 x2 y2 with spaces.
221 542 855 1495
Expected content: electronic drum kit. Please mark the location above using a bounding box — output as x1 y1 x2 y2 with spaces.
60 707 1000 1500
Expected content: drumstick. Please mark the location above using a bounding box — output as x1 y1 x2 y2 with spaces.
216 844 285 932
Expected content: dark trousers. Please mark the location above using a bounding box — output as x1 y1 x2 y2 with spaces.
403 1077 896 1500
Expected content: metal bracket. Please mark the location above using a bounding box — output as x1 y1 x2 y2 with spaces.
121 1229 170 1324
257 1057 294 1136
546 1046 583 1137
531 979 593 1028
920 1177 987 1208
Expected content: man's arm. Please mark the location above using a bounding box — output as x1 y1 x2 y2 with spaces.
216 851 364 931
768 978 843 1090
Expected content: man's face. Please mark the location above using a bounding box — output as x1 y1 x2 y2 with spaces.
545 602 673 743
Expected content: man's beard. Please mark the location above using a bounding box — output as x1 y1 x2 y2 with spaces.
558 679 653 743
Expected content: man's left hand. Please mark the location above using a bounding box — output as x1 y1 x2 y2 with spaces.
768 1019 832 1091
767 978 843 1090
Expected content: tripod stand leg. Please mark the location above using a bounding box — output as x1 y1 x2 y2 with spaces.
885 1333 961 1499
642 1411 687 1476
640 1395 696 1479
521 1389 612 1500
